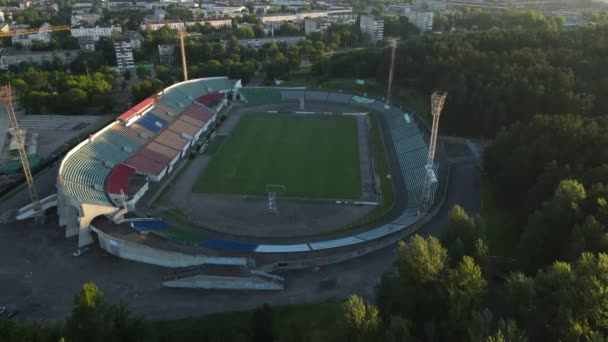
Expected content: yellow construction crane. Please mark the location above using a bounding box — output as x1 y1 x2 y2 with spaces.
178 29 202 81
144 23 199 81
0 25 70 37
0 85 44 224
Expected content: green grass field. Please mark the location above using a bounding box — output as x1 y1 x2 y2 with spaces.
194 114 362 199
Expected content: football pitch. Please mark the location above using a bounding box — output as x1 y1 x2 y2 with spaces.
194 114 362 199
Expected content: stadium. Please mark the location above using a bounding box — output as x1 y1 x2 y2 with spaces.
50 77 445 290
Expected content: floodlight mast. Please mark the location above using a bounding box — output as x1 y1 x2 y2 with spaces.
386 38 399 105
419 91 447 212
0 84 44 223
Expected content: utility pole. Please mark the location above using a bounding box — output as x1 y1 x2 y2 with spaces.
0 85 44 223
420 91 447 212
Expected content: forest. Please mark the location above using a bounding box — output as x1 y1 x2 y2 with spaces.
313 23 608 137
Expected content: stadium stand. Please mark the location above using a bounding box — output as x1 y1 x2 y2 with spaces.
78 139 130 165
132 118 161 133
143 112 168 128
126 153 167 178
106 164 136 196
327 92 353 104
62 156 110 187
110 125 148 145
150 102 178 120
98 130 142 151
129 219 170 232
118 97 154 123
159 88 191 109
58 77 234 246
64 182 111 206
202 77 233 92
281 89 305 101
305 91 329 102
383 110 431 208
195 91 223 107
240 88 281 105
168 119 200 138
154 129 189 151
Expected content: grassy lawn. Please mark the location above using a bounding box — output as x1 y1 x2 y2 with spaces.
194 114 362 199
482 179 519 257
153 300 344 341
202 135 228 155
340 113 395 229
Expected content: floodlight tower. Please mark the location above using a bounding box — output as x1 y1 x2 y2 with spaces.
420 91 447 212
179 28 188 81
0 85 44 223
386 38 399 105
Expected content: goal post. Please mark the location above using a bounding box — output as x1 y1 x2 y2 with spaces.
265 184 286 214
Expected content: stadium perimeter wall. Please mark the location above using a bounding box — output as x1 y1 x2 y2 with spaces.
89 165 450 270
91 226 249 268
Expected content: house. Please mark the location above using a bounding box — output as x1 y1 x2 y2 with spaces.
71 24 122 41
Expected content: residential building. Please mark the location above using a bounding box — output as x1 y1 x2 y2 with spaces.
304 18 329 36
0 48 78 70
124 31 144 49
71 24 122 41
141 19 185 31
114 35 134 70
360 14 384 40
77 36 95 51
185 16 232 28
270 0 309 8
70 13 101 25
158 44 176 64
405 10 434 31
11 23 51 47
260 12 298 24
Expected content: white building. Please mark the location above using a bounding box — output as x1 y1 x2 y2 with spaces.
124 31 144 49
360 15 384 40
304 18 329 36
71 13 101 25
114 37 134 70
71 25 122 42
0 48 78 70
185 17 232 29
405 11 434 31
12 23 52 47
141 19 185 31
77 36 95 51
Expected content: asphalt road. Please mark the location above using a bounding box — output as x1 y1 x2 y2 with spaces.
0 156 480 322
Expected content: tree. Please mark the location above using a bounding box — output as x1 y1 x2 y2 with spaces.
526 253 608 341
442 205 486 264
66 283 150 342
136 65 151 79
343 295 381 342
383 316 414 342
236 26 254 39
132 78 163 102
518 179 587 271
66 283 107 342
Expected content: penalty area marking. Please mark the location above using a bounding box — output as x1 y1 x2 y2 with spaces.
342 112 369 116
266 110 278 113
